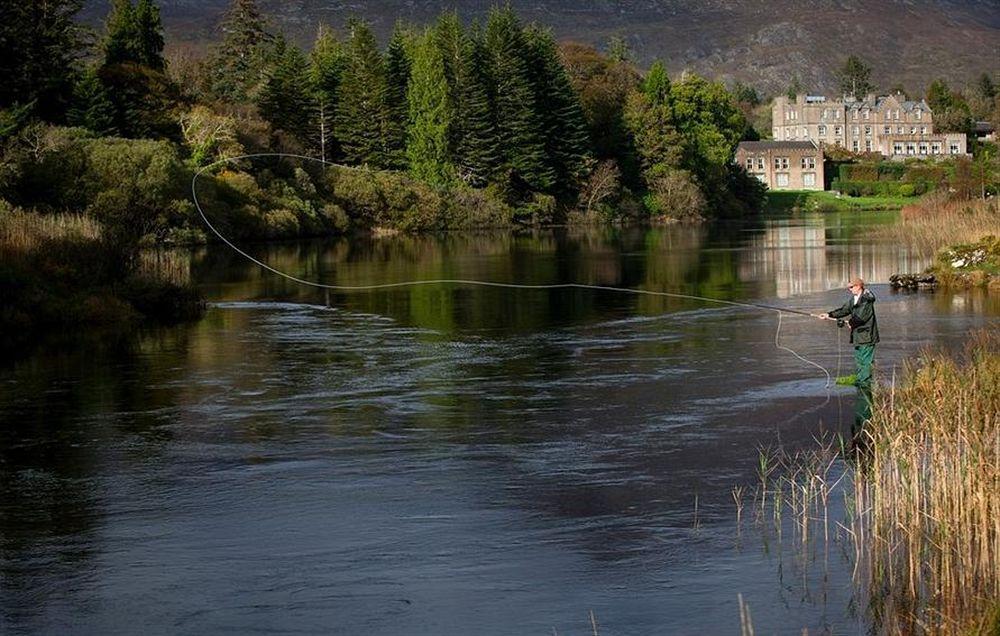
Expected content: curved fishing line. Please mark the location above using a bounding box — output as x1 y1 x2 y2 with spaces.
192 153 834 391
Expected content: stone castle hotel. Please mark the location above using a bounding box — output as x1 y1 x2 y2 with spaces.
736 93 969 191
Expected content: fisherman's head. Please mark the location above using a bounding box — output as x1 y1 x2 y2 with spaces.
847 278 865 294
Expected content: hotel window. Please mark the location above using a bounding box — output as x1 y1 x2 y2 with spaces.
774 157 789 170
864 125 872 136
801 156 816 169
852 126 860 136
776 173 789 187
818 124 827 135
893 142 904 155
746 158 754 170
919 142 928 155
915 109 922 119
835 110 841 119
852 140 860 151
907 142 916 155
865 139 873 151
910 126 917 134
897 126 904 134
920 126 927 134
949 142 960 154
863 109 870 120
835 125 843 135
803 173 816 187
757 157 765 170
883 126 891 134
802 127 808 138
931 142 941 154
822 109 829 119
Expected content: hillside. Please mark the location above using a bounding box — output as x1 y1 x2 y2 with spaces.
80 0 999 94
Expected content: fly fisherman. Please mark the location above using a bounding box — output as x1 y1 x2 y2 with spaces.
812 278 879 388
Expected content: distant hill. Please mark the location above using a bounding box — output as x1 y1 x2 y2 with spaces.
80 0 999 95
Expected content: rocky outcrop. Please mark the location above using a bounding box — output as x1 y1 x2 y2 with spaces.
889 273 938 290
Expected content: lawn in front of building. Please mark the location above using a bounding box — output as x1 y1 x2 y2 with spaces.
765 189 914 212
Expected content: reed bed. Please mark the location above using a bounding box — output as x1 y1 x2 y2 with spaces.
741 330 998 633
871 193 1000 253
854 330 999 634
0 208 102 255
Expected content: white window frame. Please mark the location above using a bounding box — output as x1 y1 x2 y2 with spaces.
776 173 789 187
803 173 816 187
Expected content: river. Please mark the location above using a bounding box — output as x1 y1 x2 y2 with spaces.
1 215 996 634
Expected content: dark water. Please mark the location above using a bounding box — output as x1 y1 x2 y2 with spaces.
2 217 997 635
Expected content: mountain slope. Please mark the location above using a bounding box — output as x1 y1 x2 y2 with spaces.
80 0 1000 94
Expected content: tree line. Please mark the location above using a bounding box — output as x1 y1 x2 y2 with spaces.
1 0 769 223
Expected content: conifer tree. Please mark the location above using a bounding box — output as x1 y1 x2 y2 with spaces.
523 26 592 195
1 0 87 121
484 7 553 192
336 19 389 167
67 67 118 135
453 25 500 186
102 0 165 70
383 23 412 169
433 12 465 153
406 29 454 185
309 25 346 162
210 0 277 101
258 42 314 146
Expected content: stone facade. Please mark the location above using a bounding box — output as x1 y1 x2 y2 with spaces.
772 94 968 159
735 140 825 191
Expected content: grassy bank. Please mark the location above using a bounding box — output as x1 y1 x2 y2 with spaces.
854 330 999 634
0 207 203 346
871 194 999 290
765 189 911 213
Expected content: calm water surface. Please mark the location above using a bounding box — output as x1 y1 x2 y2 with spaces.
2 216 997 635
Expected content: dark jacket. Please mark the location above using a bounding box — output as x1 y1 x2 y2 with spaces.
828 289 880 345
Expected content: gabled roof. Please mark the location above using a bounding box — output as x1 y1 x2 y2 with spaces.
846 96 931 113
737 140 819 152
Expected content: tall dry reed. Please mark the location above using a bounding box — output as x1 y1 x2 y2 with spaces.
853 330 999 634
872 193 1000 253
0 209 102 255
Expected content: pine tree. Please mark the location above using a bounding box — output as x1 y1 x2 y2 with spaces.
1 0 87 121
102 0 165 70
406 29 454 185
523 26 592 195
383 23 412 169
336 19 389 167
309 25 346 162
484 7 553 192
453 25 500 186
210 0 277 101
258 42 314 146
67 67 118 135
433 12 465 155
836 55 875 98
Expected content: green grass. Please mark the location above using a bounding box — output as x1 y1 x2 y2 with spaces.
765 189 913 212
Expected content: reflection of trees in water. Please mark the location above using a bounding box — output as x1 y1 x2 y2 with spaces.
0 330 193 627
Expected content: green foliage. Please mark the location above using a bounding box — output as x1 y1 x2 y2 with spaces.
67 67 118 136
102 0 166 71
98 62 181 139
309 25 347 162
485 7 553 192
523 26 592 197
0 0 87 122
336 19 390 167
208 0 278 101
452 25 501 186
836 55 876 97
257 42 314 146
0 103 35 141
383 23 412 169
926 79 972 134
406 30 455 185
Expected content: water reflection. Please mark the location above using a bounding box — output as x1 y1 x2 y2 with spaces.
1 216 997 634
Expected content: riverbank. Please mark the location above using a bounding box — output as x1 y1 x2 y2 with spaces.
0 208 204 350
875 195 999 290
856 330 999 634
765 189 911 213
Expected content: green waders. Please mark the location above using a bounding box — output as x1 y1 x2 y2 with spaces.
854 344 875 389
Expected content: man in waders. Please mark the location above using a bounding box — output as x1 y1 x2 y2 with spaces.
813 277 879 388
